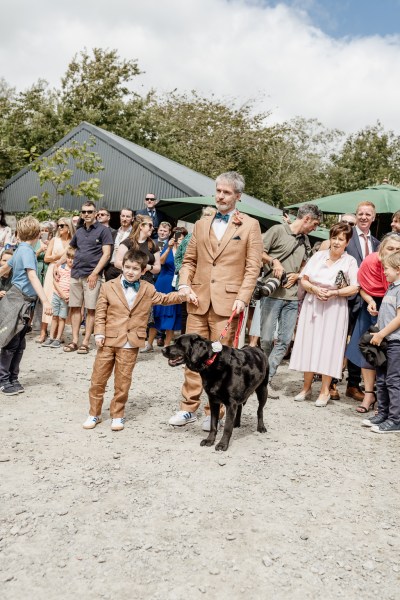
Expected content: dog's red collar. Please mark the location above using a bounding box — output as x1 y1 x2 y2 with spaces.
204 353 218 366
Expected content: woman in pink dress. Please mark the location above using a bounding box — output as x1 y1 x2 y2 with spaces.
289 223 359 407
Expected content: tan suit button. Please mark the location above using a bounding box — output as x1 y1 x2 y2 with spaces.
211 279 215 283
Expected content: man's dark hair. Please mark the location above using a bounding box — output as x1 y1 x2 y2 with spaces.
120 208 134 216
297 204 322 222
122 249 149 269
81 200 96 209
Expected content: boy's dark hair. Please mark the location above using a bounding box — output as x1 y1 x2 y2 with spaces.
66 247 76 259
122 249 149 269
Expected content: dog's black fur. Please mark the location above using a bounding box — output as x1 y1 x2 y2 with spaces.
162 334 269 451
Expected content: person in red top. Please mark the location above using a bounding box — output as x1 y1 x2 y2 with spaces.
346 233 400 413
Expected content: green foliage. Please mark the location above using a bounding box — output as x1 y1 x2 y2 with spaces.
1 47 400 213
329 122 400 192
60 47 142 134
28 137 104 217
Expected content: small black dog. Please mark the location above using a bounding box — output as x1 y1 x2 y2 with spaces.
162 334 269 451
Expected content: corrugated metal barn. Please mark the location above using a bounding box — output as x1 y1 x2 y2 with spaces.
0 121 281 216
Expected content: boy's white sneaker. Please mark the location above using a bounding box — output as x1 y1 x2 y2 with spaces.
83 415 102 429
111 418 125 431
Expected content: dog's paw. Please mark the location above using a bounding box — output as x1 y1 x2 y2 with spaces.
257 424 267 433
200 439 215 447
215 441 229 451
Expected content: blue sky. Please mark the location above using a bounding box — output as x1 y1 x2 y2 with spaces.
267 0 400 37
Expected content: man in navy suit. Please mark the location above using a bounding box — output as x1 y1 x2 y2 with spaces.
135 193 171 240
345 201 380 401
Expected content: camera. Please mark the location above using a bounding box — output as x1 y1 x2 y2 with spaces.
252 271 288 300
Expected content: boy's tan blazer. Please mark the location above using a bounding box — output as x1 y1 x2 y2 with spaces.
179 213 263 317
94 276 181 348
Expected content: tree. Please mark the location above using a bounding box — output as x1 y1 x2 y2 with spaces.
60 48 143 135
0 79 62 186
328 122 400 192
28 137 104 220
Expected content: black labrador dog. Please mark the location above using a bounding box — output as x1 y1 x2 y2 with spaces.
162 334 269 451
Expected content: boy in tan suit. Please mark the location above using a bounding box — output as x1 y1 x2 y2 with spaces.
169 171 263 429
83 249 196 431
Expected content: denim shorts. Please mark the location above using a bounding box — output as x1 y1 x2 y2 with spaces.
52 293 68 319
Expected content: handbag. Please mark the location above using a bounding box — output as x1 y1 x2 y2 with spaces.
335 270 349 289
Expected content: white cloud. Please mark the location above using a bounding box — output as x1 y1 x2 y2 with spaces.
0 0 400 133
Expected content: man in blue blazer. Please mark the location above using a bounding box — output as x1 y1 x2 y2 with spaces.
135 193 171 240
345 202 380 401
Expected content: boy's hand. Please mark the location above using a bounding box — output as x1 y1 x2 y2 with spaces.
43 301 53 316
53 265 61 281
95 337 105 348
188 291 199 306
0 290 6 298
370 331 384 346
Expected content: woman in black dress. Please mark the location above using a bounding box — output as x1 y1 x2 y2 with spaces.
114 214 161 281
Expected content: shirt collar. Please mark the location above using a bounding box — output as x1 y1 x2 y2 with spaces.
389 280 400 287
84 220 100 231
355 225 370 238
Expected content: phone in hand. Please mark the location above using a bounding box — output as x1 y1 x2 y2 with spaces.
174 232 181 242
41 232 49 242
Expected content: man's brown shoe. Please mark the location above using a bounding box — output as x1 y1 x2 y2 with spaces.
346 386 365 401
329 383 340 400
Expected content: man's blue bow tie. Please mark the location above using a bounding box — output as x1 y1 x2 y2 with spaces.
215 212 229 223
122 279 140 291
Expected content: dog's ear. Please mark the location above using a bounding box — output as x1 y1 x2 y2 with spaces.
188 338 211 367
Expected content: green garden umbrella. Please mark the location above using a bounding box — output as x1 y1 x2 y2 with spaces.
287 184 400 214
158 196 329 239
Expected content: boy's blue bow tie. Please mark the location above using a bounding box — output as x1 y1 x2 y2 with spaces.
122 280 140 291
215 212 229 223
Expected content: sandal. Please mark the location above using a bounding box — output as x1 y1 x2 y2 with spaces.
63 342 78 353
356 391 377 414
77 344 90 354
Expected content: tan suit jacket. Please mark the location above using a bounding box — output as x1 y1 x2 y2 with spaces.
94 276 182 348
179 213 263 317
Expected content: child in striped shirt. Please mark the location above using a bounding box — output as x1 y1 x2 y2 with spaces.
42 247 74 349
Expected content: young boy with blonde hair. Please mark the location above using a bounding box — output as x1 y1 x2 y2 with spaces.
0 216 53 395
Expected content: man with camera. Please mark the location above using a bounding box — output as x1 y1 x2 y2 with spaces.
260 204 322 397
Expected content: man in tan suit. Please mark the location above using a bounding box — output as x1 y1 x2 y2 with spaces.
169 172 263 429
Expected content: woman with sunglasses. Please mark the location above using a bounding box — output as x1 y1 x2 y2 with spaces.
0 209 12 252
37 218 75 343
114 214 161 282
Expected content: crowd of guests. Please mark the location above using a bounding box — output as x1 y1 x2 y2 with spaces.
0 178 400 437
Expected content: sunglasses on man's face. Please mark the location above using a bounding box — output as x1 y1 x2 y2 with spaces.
145 198 156 202
342 220 356 226
97 212 109 217
81 210 95 214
